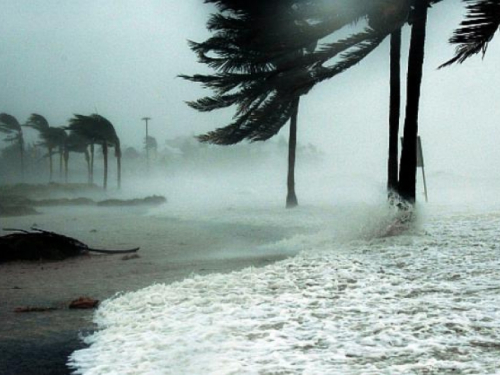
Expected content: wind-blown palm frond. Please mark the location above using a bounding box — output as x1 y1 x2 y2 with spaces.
25 113 50 132
440 0 500 67
0 113 23 144
312 29 387 84
68 114 118 146
185 0 411 147
197 92 271 144
25 114 67 149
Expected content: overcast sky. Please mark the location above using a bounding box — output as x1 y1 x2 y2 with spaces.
1 1 500 183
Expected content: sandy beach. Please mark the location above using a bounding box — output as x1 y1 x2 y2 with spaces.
0 205 296 375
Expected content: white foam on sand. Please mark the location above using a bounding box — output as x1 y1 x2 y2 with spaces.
68 202 500 374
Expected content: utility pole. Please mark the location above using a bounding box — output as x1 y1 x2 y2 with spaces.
142 117 151 171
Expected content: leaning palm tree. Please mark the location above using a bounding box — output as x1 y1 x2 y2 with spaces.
25 114 67 182
183 0 349 208
0 113 25 180
68 114 121 189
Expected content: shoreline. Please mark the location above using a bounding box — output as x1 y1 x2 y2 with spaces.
0 207 296 375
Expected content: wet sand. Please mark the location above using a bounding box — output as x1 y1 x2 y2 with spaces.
0 206 293 375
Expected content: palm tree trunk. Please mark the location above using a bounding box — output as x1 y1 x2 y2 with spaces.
64 151 69 183
388 28 402 200
84 149 91 184
286 97 300 209
90 143 95 185
103 143 108 190
59 147 64 180
398 0 429 205
48 147 53 182
117 155 121 190
115 141 122 189
18 136 25 182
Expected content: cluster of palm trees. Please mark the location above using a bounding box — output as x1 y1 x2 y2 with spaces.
183 0 499 208
0 113 121 189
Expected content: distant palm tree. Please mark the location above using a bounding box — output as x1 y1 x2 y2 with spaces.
25 114 67 182
0 113 25 180
68 114 121 189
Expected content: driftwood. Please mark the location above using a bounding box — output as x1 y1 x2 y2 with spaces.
0 228 139 263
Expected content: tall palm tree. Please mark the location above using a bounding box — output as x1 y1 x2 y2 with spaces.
0 113 25 180
183 0 349 208
68 114 121 189
25 114 67 182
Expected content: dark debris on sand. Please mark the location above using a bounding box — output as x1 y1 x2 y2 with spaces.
0 228 139 263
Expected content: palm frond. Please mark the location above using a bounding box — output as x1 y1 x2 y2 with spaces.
25 113 50 132
197 89 293 144
68 114 119 147
186 93 243 112
185 0 396 146
0 113 21 134
311 29 387 84
440 0 500 68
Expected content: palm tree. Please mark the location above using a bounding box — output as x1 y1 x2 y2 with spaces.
0 113 25 180
183 0 353 208
68 114 121 189
25 114 67 182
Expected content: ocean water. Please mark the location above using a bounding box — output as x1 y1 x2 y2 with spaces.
68 192 500 374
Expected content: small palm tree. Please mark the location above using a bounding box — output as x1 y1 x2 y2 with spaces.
25 114 67 182
0 113 25 180
68 114 121 189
